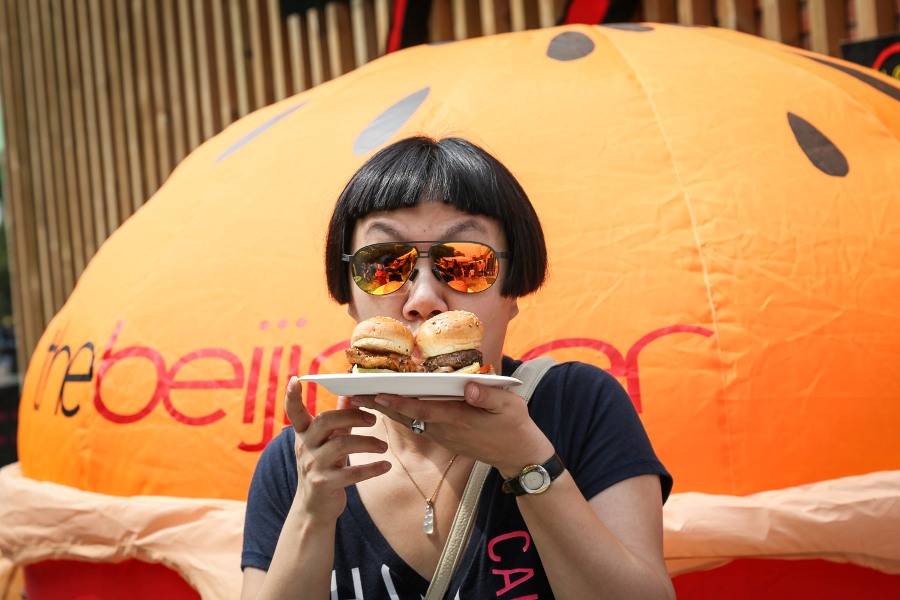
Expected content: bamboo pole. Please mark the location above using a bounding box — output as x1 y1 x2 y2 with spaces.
808 0 846 56
195 0 216 139
0 0 42 367
101 0 132 226
853 0 895 37
115 0 147 214
51 1 87 277
20 0 58 324
88 0 120 236
36 0 74 299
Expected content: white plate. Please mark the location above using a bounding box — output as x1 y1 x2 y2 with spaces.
299 372 522 399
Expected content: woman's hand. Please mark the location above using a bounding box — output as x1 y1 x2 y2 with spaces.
352 383 554 478
283 377 391 522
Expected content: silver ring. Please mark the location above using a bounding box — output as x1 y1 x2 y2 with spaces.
410 419 425 434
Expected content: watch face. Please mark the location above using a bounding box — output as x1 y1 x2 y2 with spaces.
521 465 550 493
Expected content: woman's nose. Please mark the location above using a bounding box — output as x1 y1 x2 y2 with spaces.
402 263 448 321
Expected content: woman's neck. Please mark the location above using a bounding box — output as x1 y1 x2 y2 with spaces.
381 415 460 465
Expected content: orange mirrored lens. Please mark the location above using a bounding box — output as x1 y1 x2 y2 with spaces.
430 243 499 293
350 244 418 295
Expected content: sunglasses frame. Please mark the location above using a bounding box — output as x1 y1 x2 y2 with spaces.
342 240 511 295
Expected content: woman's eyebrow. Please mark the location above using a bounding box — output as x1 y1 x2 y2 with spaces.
362 222 404 238
361 219 488 240
442 220 488 239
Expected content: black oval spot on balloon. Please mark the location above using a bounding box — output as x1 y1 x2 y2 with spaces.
547 31 595 61
787 113 849 177
601 23 654 32
354 87 430 156
800 54 900 103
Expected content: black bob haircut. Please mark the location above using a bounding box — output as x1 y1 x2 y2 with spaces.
325 135 548 304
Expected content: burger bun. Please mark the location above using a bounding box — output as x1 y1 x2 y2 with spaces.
416 310 484 359
351 316 414 355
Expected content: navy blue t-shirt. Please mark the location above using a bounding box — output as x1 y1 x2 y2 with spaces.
242 358 673 598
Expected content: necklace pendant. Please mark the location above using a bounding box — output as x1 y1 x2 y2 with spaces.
423 502 435 535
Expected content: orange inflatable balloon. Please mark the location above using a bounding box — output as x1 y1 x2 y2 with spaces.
3 23 899 598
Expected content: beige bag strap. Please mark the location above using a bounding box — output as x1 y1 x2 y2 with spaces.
425 357 557 599
507 356 557 404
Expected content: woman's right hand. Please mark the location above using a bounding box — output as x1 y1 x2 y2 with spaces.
283 377 391 522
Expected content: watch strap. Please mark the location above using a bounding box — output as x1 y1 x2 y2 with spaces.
502 453 565 495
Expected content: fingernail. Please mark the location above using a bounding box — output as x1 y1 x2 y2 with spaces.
363 412 376 424
373 395 390 407
350 398 364 407
466 383 480 402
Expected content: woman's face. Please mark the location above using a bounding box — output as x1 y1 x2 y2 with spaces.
347 201 519 369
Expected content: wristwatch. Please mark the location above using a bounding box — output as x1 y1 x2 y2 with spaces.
502 453 565 496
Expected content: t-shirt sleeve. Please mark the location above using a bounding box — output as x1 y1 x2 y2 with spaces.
241 426 298 571
529 362 673 502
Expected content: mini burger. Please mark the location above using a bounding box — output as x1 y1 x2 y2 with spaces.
416 310 493 374
346 316 418 373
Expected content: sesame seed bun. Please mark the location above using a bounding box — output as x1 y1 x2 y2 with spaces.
416 310 484 359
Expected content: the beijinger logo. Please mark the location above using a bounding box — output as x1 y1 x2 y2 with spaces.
30 318 713 451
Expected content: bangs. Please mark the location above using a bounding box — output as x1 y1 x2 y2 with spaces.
340 137 509 222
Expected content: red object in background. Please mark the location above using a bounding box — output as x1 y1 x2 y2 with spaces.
873 42 900 71
25 559 199 600
386 0 410 53
560 0 611 24
673 559 900 599
386 0 429 54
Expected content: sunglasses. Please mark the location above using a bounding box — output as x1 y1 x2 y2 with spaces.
342 241 510 295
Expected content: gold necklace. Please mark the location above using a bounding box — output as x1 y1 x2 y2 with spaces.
383 420 459 536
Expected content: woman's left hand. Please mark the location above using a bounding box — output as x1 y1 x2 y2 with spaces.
351 383 554 478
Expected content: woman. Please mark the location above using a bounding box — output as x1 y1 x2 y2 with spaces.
241 136 674 599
